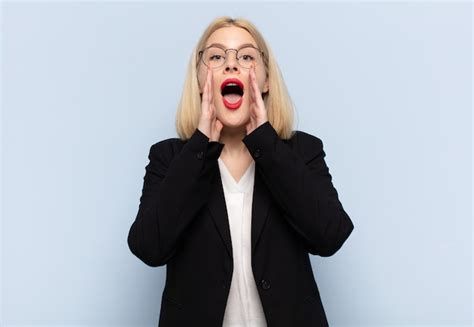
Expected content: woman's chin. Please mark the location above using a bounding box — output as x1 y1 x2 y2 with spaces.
219 119 248 130
216 105 249 127
217 114 250 131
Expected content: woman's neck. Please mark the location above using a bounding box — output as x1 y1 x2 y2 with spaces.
218 126 249 158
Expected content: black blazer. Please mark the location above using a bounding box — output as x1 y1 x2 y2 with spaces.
128 121 354 327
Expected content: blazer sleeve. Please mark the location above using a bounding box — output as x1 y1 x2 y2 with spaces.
242 121 354 257
127 128 224 267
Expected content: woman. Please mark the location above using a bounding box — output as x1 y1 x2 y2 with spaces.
127 16 354 327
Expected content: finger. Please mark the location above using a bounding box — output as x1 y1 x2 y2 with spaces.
202 71 209 105
207 68 213 104
209 69 213 103
252 65 261 93
251 65 265 106
249 66 257 101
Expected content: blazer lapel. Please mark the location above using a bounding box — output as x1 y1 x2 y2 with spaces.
207 166 271 260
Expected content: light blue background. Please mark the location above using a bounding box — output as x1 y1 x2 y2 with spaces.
2 1 472 326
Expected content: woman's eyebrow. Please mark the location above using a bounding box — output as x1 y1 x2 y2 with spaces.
206 42 257 49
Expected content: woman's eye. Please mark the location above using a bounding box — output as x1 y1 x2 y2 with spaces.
241 55 254 61
210 55 222 61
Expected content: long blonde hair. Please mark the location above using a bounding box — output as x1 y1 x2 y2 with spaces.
175 16 297 140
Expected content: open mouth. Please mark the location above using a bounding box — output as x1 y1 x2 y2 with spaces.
220 78 244 109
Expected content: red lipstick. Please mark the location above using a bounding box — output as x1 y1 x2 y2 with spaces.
220 78 244 110
220 78 244 92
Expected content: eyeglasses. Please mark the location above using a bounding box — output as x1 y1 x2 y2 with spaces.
198 45 264 69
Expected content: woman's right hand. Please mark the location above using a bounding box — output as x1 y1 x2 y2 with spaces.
198 67 223 142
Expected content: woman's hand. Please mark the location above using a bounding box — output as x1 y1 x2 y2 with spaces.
245 64 268 135
198 67 224 142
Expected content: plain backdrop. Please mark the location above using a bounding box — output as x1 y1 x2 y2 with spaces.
2 1 472 326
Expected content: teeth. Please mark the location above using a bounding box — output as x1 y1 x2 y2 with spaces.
225 83 239 87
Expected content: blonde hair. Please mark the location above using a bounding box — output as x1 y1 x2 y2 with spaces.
175 16 297 140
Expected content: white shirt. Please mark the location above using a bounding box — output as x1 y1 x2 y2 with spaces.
218 158 267 327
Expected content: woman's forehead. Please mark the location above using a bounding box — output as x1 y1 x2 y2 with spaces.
205 27 257 48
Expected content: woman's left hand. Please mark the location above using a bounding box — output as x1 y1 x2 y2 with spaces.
245 64 268 135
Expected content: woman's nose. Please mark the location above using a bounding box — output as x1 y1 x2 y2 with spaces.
225 64 238 72
224 54 239 72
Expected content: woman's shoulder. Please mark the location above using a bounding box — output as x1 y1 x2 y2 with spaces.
289 129 324 149
291 129 323 144
287 129 326 161
152 136 184 147
146 136 185 165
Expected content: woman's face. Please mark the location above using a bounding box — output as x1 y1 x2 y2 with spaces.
197 26 269 129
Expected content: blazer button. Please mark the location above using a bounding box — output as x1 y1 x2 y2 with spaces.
254 148 261 158
196 151 204 160
260 279 271 290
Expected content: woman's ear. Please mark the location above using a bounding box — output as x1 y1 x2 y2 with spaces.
197 64 204 94
263 77 269 93
198 80 204 96
197 75 202 94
